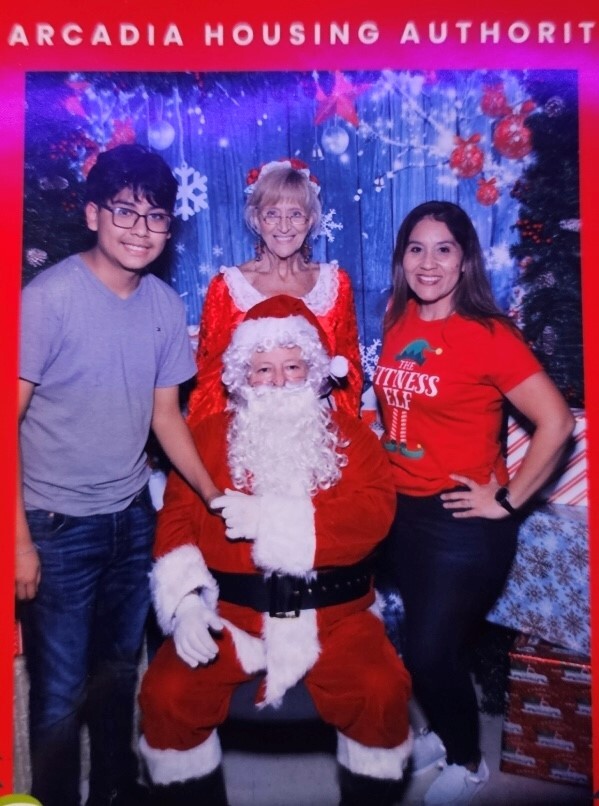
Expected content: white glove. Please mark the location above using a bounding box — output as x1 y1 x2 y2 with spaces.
173 593 224 668
212 489 261 541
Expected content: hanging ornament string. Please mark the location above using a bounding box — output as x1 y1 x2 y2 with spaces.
172 83 209 222
311 71 324 160
148 92 176 151
175 85 184 166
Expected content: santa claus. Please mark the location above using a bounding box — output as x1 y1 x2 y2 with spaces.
138 295 412 805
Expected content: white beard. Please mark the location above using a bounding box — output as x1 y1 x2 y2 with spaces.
228 384 343 496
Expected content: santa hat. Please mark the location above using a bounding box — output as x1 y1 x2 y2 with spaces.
222 295 349 394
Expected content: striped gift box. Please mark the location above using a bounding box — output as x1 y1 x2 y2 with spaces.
506 408 587 506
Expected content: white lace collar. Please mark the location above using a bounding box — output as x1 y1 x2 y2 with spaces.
220 262 340 317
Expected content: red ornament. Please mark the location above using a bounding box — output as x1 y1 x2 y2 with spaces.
107 118 136 149
82 152 99 177
449 134 484 179
314 71 369 127
476 177 500 206
493 111 534 160
63 94 87 118
481 84 510 118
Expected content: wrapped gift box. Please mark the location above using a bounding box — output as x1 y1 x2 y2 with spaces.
500 634 592 787
486 503 589 655
506 408 587 506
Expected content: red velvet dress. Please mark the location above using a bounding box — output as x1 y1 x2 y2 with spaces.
186 264 363 424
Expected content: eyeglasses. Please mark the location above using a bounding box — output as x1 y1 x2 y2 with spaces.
100 204 173 234
261 211 309 227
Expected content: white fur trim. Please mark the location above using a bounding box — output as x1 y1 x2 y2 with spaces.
221 618 266 674
369 591 385 621
329 355 349 379
259 609 320 707
336 729 414 780
151 545 219 635
139 730 222 785
231 315 321 351
252 493 316 575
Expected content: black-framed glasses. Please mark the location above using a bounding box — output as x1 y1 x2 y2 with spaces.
100 204 173 234
261 211 309 227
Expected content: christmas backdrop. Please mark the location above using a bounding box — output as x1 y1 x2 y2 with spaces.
22 69 582 406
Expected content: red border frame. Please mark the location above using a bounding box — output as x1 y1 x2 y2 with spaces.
1 0 598 794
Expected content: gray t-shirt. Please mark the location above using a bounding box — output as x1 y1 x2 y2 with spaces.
19 255 196 515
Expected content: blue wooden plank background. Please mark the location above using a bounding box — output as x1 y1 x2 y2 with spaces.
23 69 579 386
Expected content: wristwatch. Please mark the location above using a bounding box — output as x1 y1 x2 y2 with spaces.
495 486 517 515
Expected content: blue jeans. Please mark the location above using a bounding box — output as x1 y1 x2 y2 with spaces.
20 487 155 806
380 491 518 766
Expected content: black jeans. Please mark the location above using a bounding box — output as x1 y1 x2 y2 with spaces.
381 491 518 766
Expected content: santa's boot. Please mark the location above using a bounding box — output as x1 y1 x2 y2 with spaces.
338 764 404 806
150 765 229 806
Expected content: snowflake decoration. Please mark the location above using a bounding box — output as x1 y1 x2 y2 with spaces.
174 163 208 222
174 242 186 254
555 563 573 588
566 540 589 572
563 609 585 636
198 263 213 276
484 243 512 272
526 545 552 578
319 208 344 243
359 338 382 382
212 245 224 257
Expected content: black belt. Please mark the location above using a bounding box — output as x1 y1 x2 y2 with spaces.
209 558 374 619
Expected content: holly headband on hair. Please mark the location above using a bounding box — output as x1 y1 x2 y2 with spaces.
245 158 321 196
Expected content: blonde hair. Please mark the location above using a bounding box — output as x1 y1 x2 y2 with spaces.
244 164 322 236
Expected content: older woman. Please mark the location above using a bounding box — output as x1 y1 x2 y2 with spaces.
186 158 363 423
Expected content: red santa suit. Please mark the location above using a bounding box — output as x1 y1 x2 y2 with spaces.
139 410 411 782
138 296 412 790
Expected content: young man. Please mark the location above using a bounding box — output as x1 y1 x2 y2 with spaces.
138 295 413 806
16 143 219 806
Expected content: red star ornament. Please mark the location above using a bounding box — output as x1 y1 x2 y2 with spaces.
107 118 136 149
63 79 91 118
314 72 369 127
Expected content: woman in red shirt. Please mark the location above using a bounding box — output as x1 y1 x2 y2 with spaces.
373 201 574 805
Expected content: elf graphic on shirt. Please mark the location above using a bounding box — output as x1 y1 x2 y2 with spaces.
383 339 442 459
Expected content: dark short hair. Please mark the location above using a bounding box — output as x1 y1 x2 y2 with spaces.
84 144 178 212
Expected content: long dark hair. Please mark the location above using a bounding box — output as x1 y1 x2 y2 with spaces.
384 201 515 333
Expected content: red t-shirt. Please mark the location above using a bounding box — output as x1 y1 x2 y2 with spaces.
373 301 542 496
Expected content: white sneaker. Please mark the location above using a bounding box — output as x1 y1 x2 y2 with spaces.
410 728 447 776
423 757 489 805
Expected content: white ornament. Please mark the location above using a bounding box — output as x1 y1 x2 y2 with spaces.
321 124 350 156
148 120 176 151
174 163 208 222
